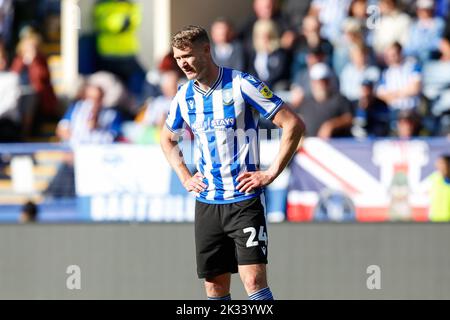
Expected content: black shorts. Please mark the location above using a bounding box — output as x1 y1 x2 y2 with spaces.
195 195 268 279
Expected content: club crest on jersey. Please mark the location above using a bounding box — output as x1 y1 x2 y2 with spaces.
187 98 195 110
258 84 273 99
222 89 234 106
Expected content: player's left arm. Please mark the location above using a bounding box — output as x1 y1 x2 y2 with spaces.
237 104 305 193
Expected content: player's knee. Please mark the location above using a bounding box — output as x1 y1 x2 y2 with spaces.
204 277 229 295
242 274 265 293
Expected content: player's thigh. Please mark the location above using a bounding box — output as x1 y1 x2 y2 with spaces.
195 201 238 278
226 196 268 265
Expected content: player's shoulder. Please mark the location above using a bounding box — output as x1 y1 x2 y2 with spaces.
235 71 277 100
237 70 265 87
237 71 271 95
221 67 251 82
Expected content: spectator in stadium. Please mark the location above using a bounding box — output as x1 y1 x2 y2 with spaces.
428 154 450 222
352 79 390 138
296 63 353 138
377 42 422 114
19 200 38 223
129 70 180 144
56 83 123 145
291 46 338 108
308 0 352 44
404 0 446 63
394 109 422 138
9 0 40 53
340 44 380 105
10 30 58 137
94 0 146 99
290 14 334 80
347 0 371 42
332 17 368 76
210 18 245 71
372 0 412 58
422 29 450 135
141 71 179 128
87 70 135 120
247 19 290 89
45 82 123 199
238 0 292 58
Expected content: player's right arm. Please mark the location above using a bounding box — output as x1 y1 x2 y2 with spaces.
160 94 206 194
160 126 206 193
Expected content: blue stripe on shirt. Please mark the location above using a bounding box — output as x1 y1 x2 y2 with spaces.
203 94 224 201
222 68 242 198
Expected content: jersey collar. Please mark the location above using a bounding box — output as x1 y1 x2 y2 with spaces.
193 67 223 97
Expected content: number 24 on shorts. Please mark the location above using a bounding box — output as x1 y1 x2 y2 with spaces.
243 226 268 247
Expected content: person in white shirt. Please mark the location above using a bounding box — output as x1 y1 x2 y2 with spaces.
372 0 412 57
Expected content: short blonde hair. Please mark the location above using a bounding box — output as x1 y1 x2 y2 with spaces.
252 19 280 53
171 25 210 50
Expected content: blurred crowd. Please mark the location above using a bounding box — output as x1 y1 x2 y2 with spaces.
0 0 449 145
208 0 450 140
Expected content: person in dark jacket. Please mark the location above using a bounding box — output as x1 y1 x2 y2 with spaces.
210 18 246 71
10 30 58 137
247 19 289 89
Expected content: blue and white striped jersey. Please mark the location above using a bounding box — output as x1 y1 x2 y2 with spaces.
377 59 422 110
165 67 284 204
58 100 123 146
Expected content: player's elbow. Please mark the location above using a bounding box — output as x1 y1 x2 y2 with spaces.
290 114 305 140
297 116 306 137
160 127 174 149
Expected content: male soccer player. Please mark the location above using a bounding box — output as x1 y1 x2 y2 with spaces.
160 25 304 300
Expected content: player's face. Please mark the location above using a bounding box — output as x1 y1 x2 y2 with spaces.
173 44 208 80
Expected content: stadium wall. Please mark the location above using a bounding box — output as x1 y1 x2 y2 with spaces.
170 0 253 37
1 223 449 299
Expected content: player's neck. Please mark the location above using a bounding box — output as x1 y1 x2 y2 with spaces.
195 64 220 92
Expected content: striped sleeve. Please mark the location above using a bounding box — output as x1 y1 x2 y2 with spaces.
240 73 284 119
165 94 185 132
